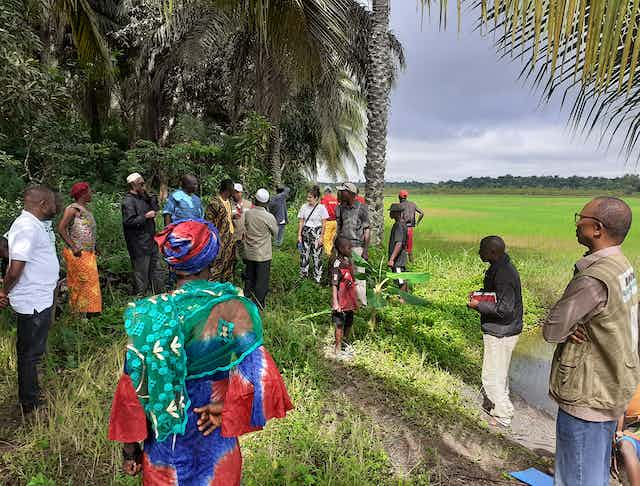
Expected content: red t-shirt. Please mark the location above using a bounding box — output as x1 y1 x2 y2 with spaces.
355 195 365 204
321 194 339 220
331 257 358 311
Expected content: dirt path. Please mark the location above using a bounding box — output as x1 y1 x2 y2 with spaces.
325 354 555 484
461 385 556 458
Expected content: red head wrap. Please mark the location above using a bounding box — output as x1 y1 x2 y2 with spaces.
70 182 90 200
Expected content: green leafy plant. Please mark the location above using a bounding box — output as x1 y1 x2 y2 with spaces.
351 251 430 328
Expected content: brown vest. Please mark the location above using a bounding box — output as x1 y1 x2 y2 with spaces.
549 254 640 410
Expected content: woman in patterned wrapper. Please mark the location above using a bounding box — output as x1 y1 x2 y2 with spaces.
108 218 293 485
57 182 102 316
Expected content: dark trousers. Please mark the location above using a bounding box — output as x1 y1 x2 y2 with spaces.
131 247 165 295
16 306 53 409
243 259 271 309
275 224 286 246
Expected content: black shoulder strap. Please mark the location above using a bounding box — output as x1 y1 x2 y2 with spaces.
304 204 319 225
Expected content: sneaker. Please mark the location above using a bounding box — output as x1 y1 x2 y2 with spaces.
488 415 511 428
335 350 353 362
342 344 356 357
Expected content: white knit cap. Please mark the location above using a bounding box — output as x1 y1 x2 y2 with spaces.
126 172 143 184
233 183 243 193
255 188 270 203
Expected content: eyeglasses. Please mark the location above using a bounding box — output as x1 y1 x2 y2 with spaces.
574 212 607 228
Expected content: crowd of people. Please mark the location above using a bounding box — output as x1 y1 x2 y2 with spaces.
4 177 638 486
0 175 424 484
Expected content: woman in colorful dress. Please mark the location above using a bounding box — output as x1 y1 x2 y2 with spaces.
57 182 102 315
108 219 292 485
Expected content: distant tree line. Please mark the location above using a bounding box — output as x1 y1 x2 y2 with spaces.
382 175 640 195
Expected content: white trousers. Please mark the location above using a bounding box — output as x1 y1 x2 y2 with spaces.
352 246 367 306
481 333 519 422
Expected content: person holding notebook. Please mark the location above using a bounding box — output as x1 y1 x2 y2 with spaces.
467 235 523 427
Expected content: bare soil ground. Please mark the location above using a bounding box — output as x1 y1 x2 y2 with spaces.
326 355 555 485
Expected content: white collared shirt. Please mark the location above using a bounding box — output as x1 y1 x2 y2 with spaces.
7 210 59 314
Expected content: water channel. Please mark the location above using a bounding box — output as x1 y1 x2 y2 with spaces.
509 328 558 417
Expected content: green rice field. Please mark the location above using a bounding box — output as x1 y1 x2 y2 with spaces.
1 192 638 485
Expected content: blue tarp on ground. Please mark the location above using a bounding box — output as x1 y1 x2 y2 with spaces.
508 468 553 486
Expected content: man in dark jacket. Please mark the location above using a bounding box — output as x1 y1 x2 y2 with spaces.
468 235 523 427
121 173 164 295
268 186 290 247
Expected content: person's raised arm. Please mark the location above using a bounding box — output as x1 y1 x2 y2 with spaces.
542 276 605 343
122 198 147 229
475 268 516 319
0 260 26 308
57 206 81 256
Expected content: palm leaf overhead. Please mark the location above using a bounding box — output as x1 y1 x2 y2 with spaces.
485 0 640 157
55 0 112 72
417 0 640 157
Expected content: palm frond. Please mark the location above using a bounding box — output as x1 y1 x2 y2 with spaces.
55 0 112 72
471 0 640 157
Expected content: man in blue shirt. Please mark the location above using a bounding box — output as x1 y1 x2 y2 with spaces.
163 174 203 225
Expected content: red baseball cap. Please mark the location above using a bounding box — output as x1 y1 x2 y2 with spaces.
399 190 409 198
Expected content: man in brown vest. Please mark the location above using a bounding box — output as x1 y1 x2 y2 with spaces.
543 197 639 486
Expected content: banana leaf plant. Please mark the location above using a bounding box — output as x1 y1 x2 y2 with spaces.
351 251 430 328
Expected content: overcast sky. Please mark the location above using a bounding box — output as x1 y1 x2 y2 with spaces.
333 2 638 183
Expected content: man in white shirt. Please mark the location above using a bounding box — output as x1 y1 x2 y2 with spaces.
0 186 60 413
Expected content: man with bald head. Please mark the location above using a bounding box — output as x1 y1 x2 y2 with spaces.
0 186 60 413
162 174 203 226
468 235 523 428
543 197 639 486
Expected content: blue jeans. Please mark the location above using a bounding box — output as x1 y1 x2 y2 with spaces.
555 408 616 486
275 224 286 246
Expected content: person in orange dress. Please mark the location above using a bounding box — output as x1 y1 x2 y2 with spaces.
57 182 102 315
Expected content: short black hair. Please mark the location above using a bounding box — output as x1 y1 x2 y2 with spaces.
593 197 633 242
335 237 350 252
182 174 197 186
219 178 234 193
308 185 321 199
24 185 54 207
480 235 506 254
276 186 284 194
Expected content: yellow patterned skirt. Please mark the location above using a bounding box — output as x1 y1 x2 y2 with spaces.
63 248 103 313
323 220 337 256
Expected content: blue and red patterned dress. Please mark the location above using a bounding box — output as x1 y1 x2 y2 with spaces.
108 281 293 485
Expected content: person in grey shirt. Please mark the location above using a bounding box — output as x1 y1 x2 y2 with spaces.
268 186 291 247
335 182 370 305
244 189 278 309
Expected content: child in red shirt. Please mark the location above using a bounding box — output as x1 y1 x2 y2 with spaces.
331 237 359 357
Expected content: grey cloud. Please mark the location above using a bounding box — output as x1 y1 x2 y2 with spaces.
319 2 632 182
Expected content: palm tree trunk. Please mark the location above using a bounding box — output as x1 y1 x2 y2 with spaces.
270 125 283 187
364 0 391 246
